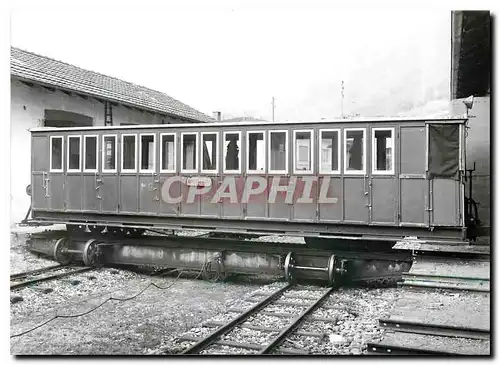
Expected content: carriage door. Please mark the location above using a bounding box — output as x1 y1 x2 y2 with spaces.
48 135 65 211
399 125 428 226
343 128 369 223
65 135 83 211
100 134 119 213
82 135 100 212
119 133 139 213
32 135 50 211
369 127 397 225
138 133 161 214
427 123 462 226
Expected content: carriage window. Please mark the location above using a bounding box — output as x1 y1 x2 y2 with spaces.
344 129 365 173
269 131 288 173
84 135 98 171
68 136 81 171
160 134 176 172
102 135 117 172
182 133 197 172
202 132 218 172
140 134 155 172
294 130 313 173
122 134 137 172
50 136 63 172
224 132 241 173
247 131 265 173
372 129 394 174
320 130 340 173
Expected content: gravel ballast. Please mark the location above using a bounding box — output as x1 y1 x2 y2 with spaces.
11 230 403 355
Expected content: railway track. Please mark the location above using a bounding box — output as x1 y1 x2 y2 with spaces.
10 265 94 290
178 284 338 355
366 242 491 355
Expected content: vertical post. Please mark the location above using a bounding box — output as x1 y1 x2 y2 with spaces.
271 97 275 122
341 81 344 119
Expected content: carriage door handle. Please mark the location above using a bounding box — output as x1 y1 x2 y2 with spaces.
152 173 160 201
95 173 102 200
365 178 372 208
43 172 50 198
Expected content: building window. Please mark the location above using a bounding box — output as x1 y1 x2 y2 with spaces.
67 136 81 172
269 130 288 174
223 132 241 173
293 130 313 174
140 134 156 172
319 129 340 174
247 131 266 173
181 133 198 173
160 133 176 173
121 134 137 172
84 135 98 172
372 128 394 174
102 135 117 172
344 128 365 174
201 132 218 173
50 136 63 172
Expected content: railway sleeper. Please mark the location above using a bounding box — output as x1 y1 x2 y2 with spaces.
202 321 326 339
178 336 309 355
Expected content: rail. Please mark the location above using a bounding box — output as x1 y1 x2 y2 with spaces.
181 284 336 355
10 266 94 290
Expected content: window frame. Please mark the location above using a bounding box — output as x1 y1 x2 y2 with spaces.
49 135 64 173
200 131 219 174
102 134 118 174
223 131 242 174
246 130 266 174
268 129 289 175
371 127 395 175
181 132 199 174
83 135 99 173
67 135 82 173
318 128 341 175
139 133 156 173
343 127 366 175
160 132 177 174
293 129 314 175
121 133 138 173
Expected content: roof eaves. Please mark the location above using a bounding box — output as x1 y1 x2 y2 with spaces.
11 47 213 123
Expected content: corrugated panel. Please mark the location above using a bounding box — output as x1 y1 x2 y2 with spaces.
10 47 212 122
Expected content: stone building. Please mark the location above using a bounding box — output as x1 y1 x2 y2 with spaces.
10 47 212 226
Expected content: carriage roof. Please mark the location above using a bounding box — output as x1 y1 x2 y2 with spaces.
30 115 468 133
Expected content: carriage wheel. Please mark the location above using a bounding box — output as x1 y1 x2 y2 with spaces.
202 257 227 282
53 237 71 265
83 239 100 266
284 252 295 284
327 254 338 287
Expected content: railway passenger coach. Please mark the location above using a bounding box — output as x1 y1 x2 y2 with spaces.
28 117 476 245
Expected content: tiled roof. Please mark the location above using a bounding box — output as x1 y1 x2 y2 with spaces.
11 47 212 122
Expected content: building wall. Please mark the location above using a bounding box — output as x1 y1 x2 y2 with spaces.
10 78 191 226
450 97 490 227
